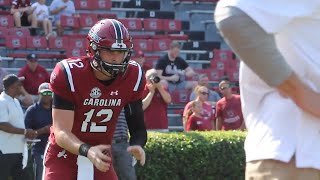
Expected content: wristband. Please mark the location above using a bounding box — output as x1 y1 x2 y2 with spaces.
79 144 91 157
24 129 27 135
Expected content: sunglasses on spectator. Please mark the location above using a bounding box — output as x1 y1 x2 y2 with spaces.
220 85 230 90
200 91 209 95
41 91 52 96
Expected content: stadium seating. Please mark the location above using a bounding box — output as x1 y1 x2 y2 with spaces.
0 15 13 27
143 18 163 31
79 13 98 28
118 18 143 30
26 36 47 49
0 26 7 37
60 15 80 28
5 36 27 49
48 36 69 50
171 90 191 105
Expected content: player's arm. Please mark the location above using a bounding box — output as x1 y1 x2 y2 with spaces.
124 99 147 166
52 93 83 155
124 99 147 147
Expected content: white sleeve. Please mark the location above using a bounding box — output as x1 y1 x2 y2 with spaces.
0 101 9 123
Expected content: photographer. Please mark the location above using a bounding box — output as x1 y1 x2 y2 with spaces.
142 69 171 132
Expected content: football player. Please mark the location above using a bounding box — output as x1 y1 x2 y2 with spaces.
43 19 147 180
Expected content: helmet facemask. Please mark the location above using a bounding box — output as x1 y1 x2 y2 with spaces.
90 46 132 79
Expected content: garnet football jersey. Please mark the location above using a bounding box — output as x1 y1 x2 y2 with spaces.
49 57 145 146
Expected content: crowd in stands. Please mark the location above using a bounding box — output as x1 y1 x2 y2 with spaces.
10 0 76 38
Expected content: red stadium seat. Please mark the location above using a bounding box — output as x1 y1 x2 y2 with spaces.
131 34 151 39
171 90 191 105
0 15 13 27
5 36 27 49
163 19 182 32
79 13 98 28
168 34 188 41
48 36 69 50
143 18 163 31
208 69 224 81
227 69 239 82
26 36 47 49
153 39 171 51
229 59 240 69
210 59 229 71
98 13 117 20
0 27 8 37
66 47 87 57
213 49 233 60
8 27 30 37
118 18 143 31
152 35 169 39
74 0 95 10
60 15 80 28
133 39 153 52
94 0 111 9
69 38 87 49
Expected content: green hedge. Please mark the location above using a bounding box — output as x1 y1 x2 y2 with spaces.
24 131 246 180
136 131 247 180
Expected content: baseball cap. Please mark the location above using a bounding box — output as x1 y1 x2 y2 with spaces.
27 53 37 61
38 82 51 93
3 74 25 89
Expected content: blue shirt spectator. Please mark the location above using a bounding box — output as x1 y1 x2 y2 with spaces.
24 82 52 180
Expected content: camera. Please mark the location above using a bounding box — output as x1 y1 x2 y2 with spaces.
149 75 160 84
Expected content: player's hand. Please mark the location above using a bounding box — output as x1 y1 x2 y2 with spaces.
87 145 111 172
127 145 145 166
25 129 38 139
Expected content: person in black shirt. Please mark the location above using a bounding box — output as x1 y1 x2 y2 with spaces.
155 41 197 93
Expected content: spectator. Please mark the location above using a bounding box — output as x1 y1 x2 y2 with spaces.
183 85 215 131
0 74 37 180
185 100 210 131
112 109 137 180
155 41 197 93
215 80 244 131
24 82 52 180
18 53 50 107
142 69 171 131
11 0 37 34
215 0 320 178
189 74 221 102
49 0 75 36
134 50 151 74
0 56 8 93
32 0 54 39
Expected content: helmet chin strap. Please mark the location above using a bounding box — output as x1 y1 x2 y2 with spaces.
90 58 114 79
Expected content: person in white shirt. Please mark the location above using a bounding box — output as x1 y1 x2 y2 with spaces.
215 1 320 179
49 0 75 36
32 0 53 39
0 74 38 180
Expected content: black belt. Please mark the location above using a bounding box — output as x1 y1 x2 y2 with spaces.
112 137 128 144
